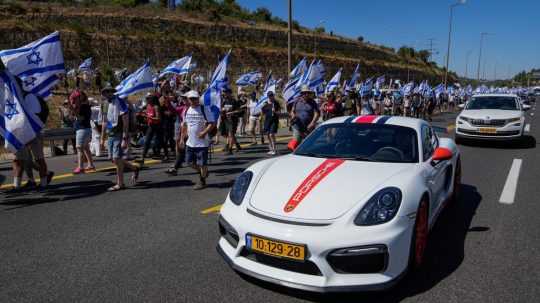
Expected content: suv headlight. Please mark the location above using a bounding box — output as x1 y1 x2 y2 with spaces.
229 171 253 205
354 187 402 226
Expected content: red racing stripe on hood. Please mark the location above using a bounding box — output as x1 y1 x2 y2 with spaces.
354 115 378 123
283 159 345 213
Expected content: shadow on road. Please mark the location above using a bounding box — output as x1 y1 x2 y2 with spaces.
237 184 484 303
459 135 536 149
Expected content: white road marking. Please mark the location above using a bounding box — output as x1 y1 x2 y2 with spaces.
524 124 531 133
499 159 523 204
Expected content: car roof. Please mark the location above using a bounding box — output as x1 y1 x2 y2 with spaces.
320 115 426 132
472 94 518 98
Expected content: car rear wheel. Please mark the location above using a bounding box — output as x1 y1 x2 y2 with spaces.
410 198 429 268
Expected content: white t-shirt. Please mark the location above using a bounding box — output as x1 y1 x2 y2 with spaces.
183 105 216 148
248 100 261 116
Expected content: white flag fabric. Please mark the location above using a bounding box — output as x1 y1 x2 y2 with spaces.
159 55 192 78
201 50 231 109
344 64 360 92
0 70 44 152
236 71 262 86
296 60 326 92
282 59 308 103
0 31 65 99
255 74 281 111
325 68 342 94
79 57 93 71
115 62 155 99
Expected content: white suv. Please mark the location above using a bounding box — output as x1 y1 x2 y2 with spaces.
455 94 530 142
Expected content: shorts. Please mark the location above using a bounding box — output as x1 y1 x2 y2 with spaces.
219 118 238 136
15 134 45 160
185 146 208 167
248 116 261 132
75 128 92 148
263 117 279 134
107 136 124 160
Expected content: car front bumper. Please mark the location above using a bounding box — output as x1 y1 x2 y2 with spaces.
455 120 523 140
217 203 415 292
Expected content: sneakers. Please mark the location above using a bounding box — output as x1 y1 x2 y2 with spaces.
165 167 178 176
193 176 207 190
84 166 96 172
73 167 84 174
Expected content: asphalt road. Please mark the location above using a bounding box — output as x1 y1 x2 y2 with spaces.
1 108 539 303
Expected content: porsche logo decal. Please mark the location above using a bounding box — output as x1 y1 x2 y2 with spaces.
283 159 345 213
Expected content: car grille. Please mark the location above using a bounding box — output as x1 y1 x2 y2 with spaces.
240 248 323 276
469 119 507 127
457 129 520 136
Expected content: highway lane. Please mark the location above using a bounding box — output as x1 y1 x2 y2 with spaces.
0 109 538 302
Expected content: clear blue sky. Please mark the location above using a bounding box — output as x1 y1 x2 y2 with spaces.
236 0 540 80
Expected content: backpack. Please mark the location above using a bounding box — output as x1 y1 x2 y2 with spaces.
199 105 218 138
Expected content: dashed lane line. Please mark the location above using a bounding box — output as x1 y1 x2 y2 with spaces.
499 159 523 204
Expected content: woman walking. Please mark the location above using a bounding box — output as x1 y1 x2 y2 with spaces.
70 90 95 174
262 92 281 155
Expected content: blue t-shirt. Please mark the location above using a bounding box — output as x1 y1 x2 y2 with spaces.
293 98 319 129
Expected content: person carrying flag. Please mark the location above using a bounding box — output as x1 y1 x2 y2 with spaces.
99 83 140 191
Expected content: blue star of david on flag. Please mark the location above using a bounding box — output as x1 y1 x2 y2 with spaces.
23 76 37 87
26 49 43 65
4 100 20 120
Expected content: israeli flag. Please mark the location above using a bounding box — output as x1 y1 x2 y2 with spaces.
282 59 309 103
159 55 192 78
400 82 415 96
0 31 65 99
375 75 386 89
255 74 280 111
115 62 155 99
345 64 360 92
236 71 262 86
433 83 446 98
79 57 93 71
297 60 326 93
0 70 44 152
359 78 373 97
201 50 231 108
325 68 342 94
290 57 308 79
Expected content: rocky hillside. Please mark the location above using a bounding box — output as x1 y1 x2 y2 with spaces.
0 1 453 85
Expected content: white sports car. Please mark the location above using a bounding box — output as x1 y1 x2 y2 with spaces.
217 115 461 292
455 94 530 142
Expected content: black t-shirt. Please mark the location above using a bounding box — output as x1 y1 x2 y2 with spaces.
74 103 92 130
221 97 240 121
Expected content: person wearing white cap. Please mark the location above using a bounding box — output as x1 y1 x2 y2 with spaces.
289 85 320 146
179 90 216 190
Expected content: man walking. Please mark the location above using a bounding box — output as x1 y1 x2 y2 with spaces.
180 90 216 190
290 85 320 147
100 84 140 191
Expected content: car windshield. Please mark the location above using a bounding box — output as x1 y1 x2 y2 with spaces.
466 97 518 110
294 124 419 163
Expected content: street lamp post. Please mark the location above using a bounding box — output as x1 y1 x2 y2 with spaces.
465 50 472 79
444 0 466 88
477 32 490 81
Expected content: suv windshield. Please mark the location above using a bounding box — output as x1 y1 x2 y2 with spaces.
466 96 518 110
294 124 419 163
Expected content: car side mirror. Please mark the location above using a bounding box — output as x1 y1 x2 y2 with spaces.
432 147 453 162
458 104 465 109
287 139 299 151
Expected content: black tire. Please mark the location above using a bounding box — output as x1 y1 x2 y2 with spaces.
408 197 429 270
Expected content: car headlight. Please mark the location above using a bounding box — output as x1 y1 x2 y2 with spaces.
506 117 521 124
354 187 402 226
229 171 253 205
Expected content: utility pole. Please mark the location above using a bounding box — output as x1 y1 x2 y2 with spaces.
444 0 466 88
427 38 436 62
287 0 293 74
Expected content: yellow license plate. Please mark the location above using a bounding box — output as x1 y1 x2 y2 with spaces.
247 234 306 261
479 127 497 134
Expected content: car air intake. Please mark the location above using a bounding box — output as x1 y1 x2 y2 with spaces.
327 245 388 274
218 216 239 248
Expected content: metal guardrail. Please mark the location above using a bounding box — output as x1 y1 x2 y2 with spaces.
41 128 76 157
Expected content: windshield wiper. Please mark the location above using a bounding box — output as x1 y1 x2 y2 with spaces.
340 155 374 161
295 152 326 158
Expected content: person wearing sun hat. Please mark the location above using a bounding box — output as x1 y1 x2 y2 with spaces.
289 84 320 148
